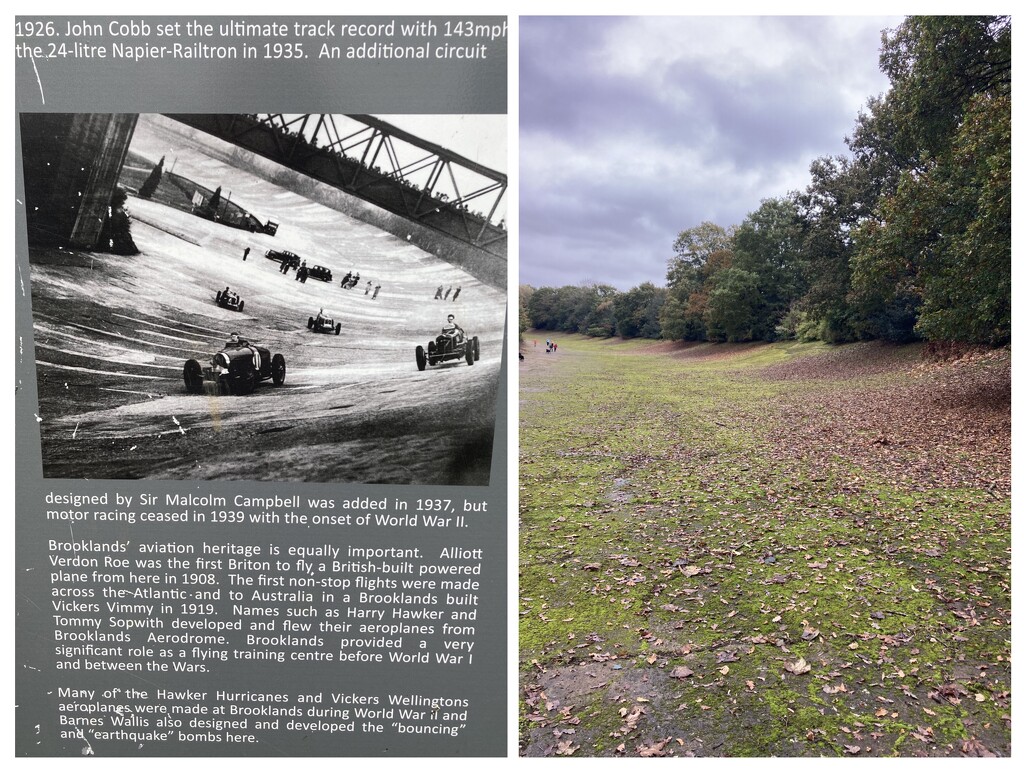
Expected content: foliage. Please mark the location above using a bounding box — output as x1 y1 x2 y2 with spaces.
527 283 618 336
612 283 667 339
730 197 806 340
705 267 762 342
667 221 735 278
138 155 164 200
519 285 535 340
848 16 1010 344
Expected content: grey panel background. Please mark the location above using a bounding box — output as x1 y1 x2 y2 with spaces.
15 15 507 757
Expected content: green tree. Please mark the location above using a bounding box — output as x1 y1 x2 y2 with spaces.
850 15 1010 344
731 197 805 339
519 285 535 339
138 155 164 200
613 282 666 339
661 222 735 341
793 156 884 342
705 268 762 342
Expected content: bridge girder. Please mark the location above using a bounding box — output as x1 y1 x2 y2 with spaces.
166 113 507 257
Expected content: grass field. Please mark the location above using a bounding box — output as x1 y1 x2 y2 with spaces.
518 333 1009 757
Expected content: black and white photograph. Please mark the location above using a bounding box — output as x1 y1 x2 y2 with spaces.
21 112 507 484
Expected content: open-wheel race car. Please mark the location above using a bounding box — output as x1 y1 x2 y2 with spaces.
416 328 480 371
215 288 244 312
183 340 286 395
308 314 341 335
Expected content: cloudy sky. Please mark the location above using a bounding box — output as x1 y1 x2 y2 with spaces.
520 15 903 290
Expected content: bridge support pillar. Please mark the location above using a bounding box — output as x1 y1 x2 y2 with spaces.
20 113 138 249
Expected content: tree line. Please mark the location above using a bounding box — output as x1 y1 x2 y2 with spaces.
522 17 1009 347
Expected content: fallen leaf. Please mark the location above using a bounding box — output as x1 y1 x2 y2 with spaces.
785 658 812 675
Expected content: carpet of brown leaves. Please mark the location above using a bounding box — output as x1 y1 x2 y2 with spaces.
761 344 1009 494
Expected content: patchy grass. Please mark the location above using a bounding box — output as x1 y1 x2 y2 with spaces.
519 334 1009 757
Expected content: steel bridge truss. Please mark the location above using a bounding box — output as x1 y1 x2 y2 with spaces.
166 113 507 257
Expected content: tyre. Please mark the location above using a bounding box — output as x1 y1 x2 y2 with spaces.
238 300 244 312
271 354 286 386
465 341 474 366
334 324 341 335
308 317 314 329
415 345 426 371
427 340 437 365
216 291 222 302
473 336 480 361
183 359 204 394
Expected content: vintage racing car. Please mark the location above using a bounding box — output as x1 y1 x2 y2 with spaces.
307 265 333 282
308 314 341 335
416 329 480 370
215 288 244 312
265 249 301 268
183 341 286 395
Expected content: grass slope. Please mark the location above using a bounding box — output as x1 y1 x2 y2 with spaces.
519 333 1009 757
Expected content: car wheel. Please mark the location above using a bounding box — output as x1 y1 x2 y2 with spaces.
416 345 427 371
238 300 244 312
272 354 286 386
308 317 314 329
183 359 204 394
465 341 474 366
473 336 480 361
216 291 222 302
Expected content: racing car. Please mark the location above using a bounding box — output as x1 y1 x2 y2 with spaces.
183 340 286 395
215 288 244 312
416 328 480 370
308 314 341 335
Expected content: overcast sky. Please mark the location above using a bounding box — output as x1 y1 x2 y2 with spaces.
520 15 903 290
